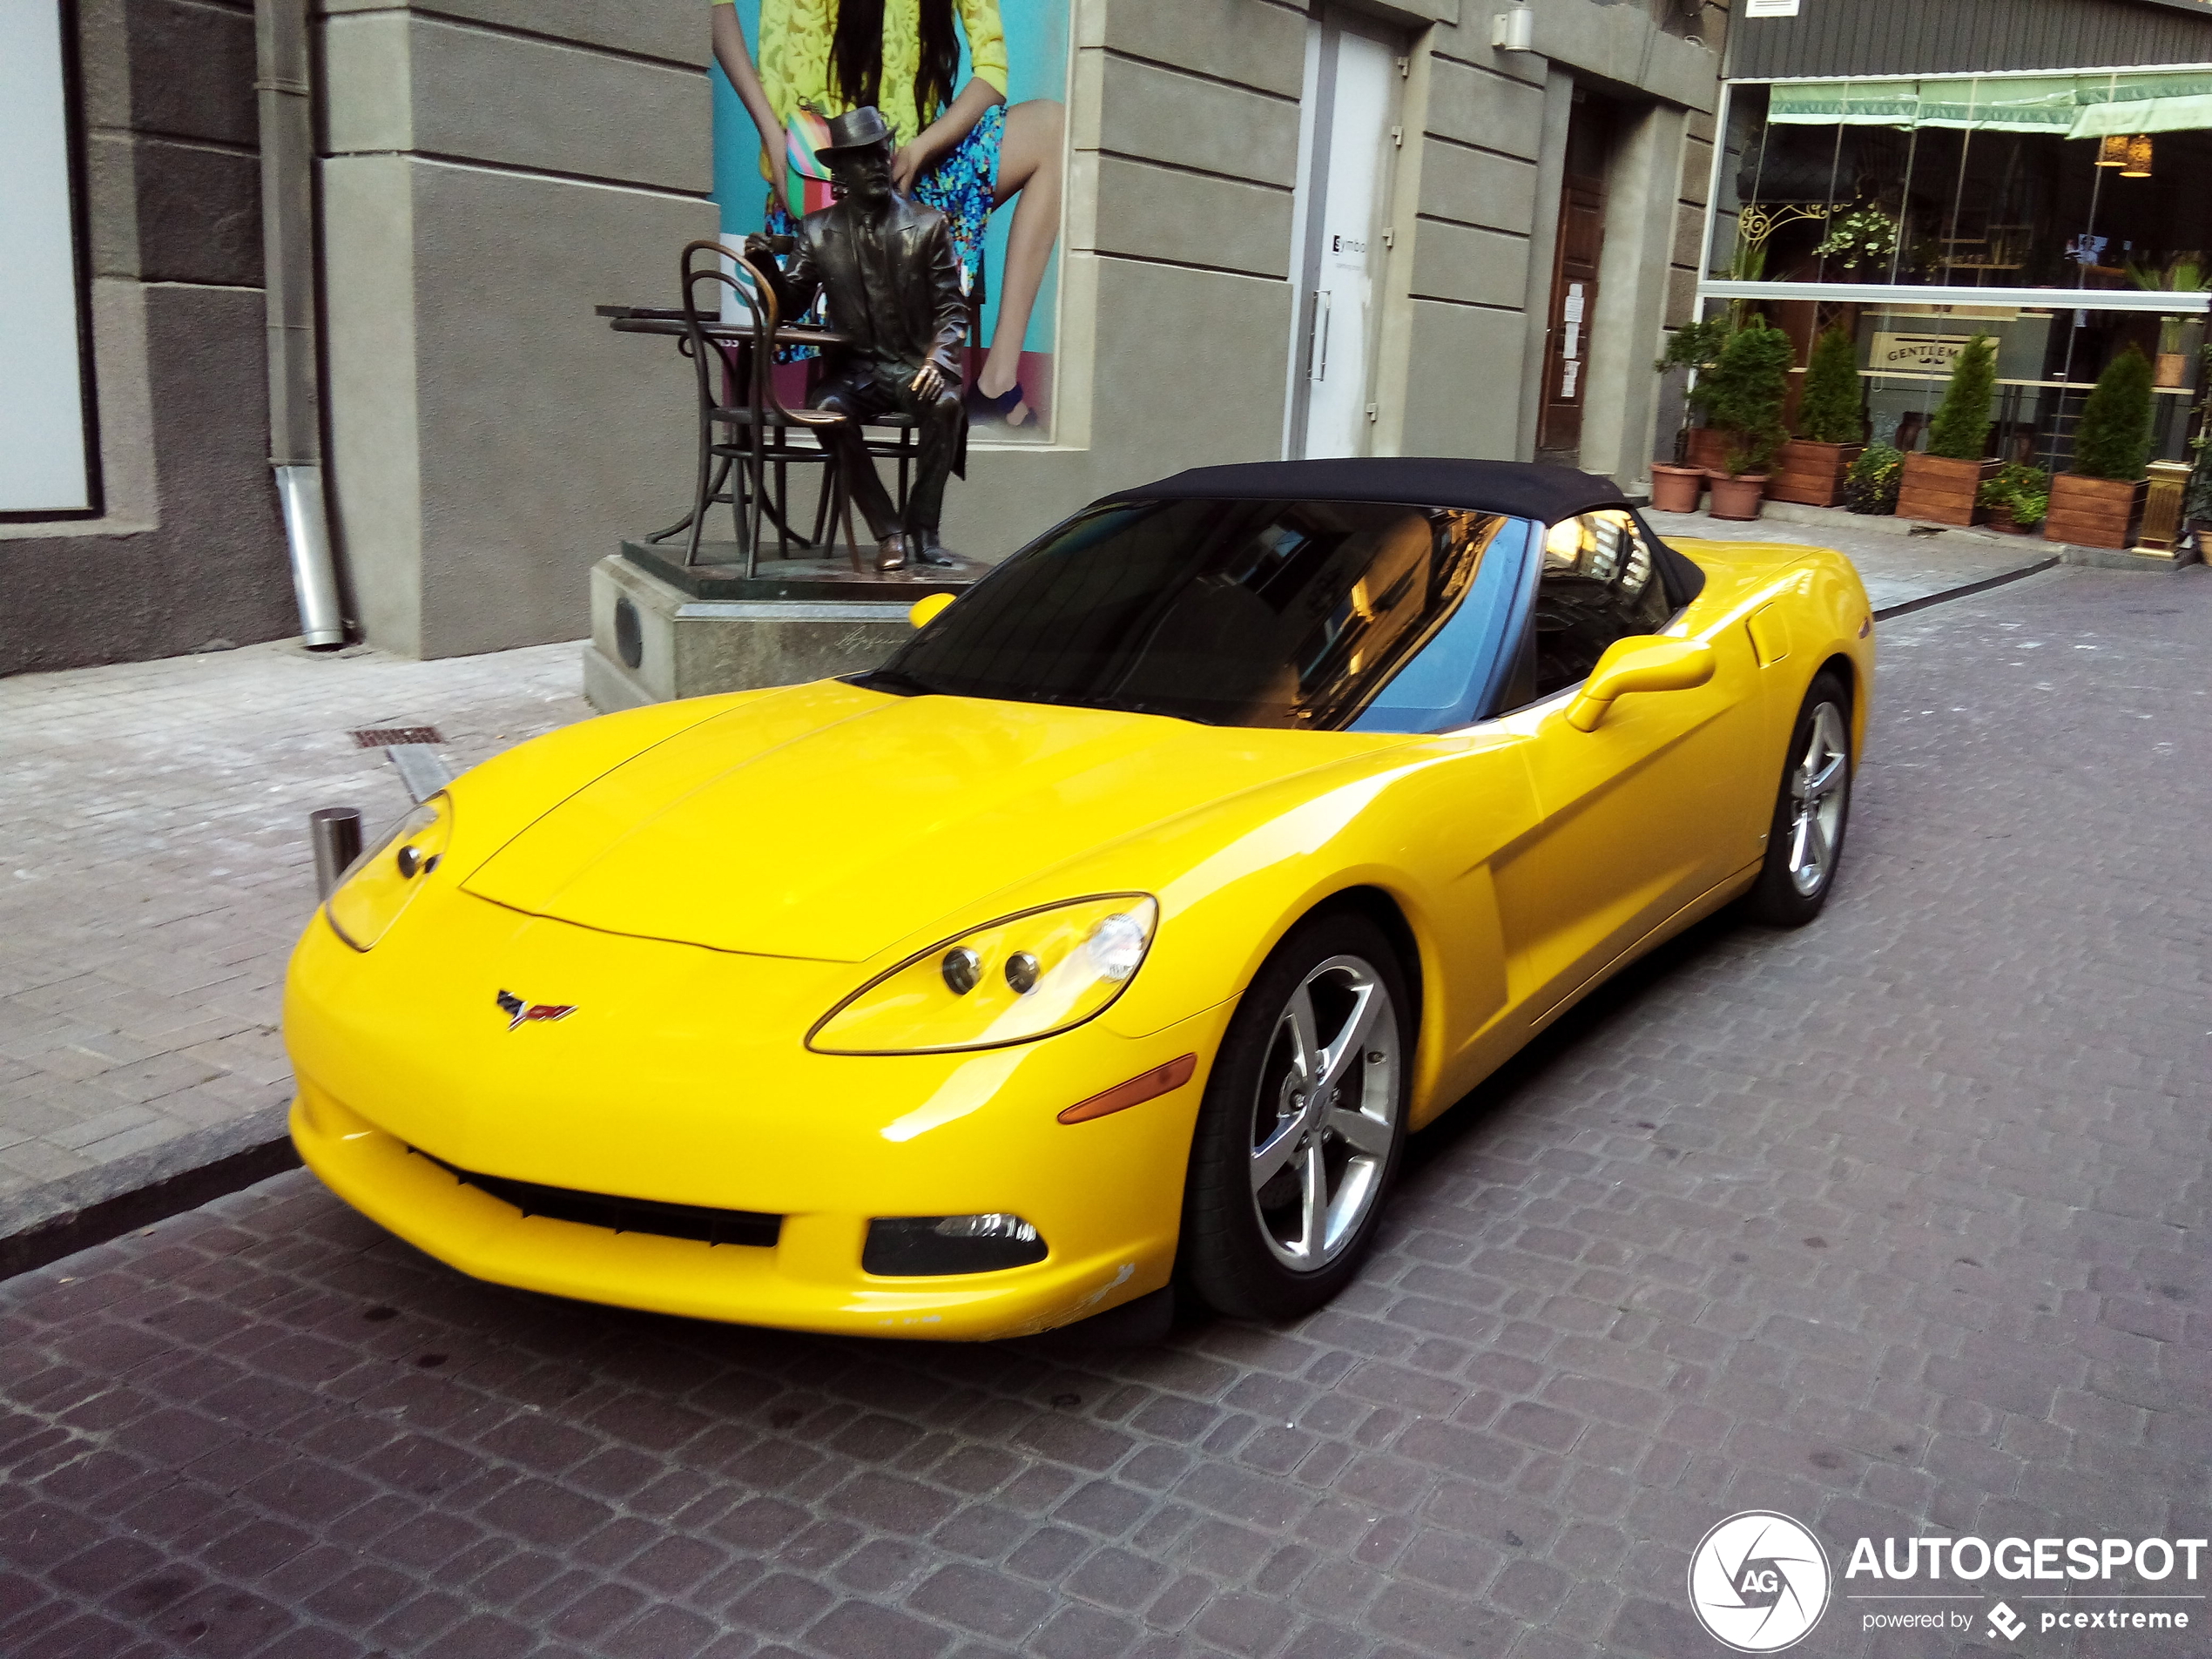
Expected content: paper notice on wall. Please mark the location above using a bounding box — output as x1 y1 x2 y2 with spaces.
1744 0 1799 16
1563 284 1585 323
1561 361 1581 399
1564 322 1581 361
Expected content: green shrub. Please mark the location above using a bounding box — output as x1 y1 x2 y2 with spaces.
1654 317 1731 377
2071 346 2155 481
1978 461 2050 526
1844 442 1903 514
1925 334 1997 460
1689 320 1793 476
1796 323 1865 445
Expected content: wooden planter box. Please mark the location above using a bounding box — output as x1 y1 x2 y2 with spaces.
1683 427 1730 474
1768 440 1863 508
1896 453 1998 527
2044 474 2147 550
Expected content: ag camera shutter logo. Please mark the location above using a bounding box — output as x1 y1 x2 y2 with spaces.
1688 1511 1832 1651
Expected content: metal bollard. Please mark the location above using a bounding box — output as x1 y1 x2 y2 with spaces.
310 806 364 900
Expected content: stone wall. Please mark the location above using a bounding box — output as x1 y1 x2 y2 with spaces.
0 0 294 676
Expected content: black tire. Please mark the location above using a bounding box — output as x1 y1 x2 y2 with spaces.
1743 668 1854 927
1181 909 1411 1321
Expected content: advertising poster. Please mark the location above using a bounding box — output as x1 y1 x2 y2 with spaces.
710 0 1068 443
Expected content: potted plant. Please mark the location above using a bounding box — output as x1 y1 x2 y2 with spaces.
2126 253 2206 388
1770 322 1865 507
1690 320 1792 520
1843 443 1903 514
1897 333 1999 524
1654 316 1732 488
2047 345 2155 548
1977 462 2049 534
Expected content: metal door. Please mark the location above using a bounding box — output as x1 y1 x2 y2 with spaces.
1287 17 1400 460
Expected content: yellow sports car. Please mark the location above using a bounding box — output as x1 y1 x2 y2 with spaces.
287 459 1871 1340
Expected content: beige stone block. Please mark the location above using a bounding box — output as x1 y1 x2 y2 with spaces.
322 154 426 655
1418 142 1538 236
323 12 710 194
1425 58 1544 161
320 0 700 67
1410 217 1529 310
1095 156 1292 279
1097 56 1302 189
1400 300 1525 458
1102 0 1306 99
407 163 716 658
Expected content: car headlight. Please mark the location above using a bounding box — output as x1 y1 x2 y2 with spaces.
324 796 453 952
808 894 1159 1055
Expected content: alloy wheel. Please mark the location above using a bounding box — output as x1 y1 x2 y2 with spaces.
1247 954 1400 1272
1787 700 1850 897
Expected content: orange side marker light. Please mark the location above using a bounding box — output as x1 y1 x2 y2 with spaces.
1057 1054 1198 1125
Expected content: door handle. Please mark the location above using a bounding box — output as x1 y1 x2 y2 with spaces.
1311 290 1332 383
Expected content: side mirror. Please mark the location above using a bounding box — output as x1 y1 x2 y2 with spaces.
908 592 954 629
1565 636 1715 732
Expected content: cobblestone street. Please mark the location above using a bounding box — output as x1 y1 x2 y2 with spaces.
2 566 2207 1659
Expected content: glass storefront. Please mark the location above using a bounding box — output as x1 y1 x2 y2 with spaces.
1700 70 2212 472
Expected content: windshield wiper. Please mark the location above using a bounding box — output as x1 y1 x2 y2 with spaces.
848 667 941 698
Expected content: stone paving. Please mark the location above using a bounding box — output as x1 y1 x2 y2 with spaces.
0 564 2204 1658
0 641 591 1234
0 516 2066 1240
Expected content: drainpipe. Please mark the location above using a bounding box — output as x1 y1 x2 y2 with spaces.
255 0 345 647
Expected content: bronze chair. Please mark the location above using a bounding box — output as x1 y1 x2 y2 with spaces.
670 239 861 575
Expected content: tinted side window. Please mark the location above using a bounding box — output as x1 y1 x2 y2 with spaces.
1520 510 1676 702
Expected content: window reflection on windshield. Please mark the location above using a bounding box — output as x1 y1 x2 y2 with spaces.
863 499 1514 730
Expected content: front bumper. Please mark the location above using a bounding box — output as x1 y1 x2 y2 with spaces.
284 894 1230 1339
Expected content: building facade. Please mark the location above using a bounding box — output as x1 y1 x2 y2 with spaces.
3 0 1736 672
1702 0 2212 475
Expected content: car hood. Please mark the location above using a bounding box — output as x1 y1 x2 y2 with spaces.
462 680 1404 961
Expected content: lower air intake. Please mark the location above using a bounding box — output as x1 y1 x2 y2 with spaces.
412 1149 780 1248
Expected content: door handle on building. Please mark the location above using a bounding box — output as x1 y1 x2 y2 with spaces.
1311 290 1333 383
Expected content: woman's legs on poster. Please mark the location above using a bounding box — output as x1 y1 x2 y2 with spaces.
973 98 1063 424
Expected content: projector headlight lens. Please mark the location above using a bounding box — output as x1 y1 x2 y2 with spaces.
809 894 1158 1055
324 795 453 952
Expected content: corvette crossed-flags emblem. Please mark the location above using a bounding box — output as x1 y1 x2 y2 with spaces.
496 989 577 1031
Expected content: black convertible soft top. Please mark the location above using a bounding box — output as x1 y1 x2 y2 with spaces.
1119 457 1634 523
1112 456 1704 604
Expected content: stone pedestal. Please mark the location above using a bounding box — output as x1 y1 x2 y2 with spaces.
583 541 981 711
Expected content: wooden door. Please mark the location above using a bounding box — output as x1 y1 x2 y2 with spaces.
1535 108 1608 464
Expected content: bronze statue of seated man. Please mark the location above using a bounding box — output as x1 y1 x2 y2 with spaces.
746 106 966 572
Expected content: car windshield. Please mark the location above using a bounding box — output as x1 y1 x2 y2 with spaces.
860 497 1527 731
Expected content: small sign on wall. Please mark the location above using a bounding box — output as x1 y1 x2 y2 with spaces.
1743 0 1801 16
1870 331 1974 373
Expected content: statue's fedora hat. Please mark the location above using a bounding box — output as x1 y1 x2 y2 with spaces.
816 106 895 160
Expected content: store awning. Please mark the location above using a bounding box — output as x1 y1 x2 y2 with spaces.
1766 68 2212 136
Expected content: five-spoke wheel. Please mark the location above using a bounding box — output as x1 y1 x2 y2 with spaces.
1184 912 1409 1319
1747 668 1854 926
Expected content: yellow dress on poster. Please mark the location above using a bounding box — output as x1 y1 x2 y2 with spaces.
709 0 1008 156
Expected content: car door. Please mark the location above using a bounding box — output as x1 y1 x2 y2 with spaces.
1485 512 1764 1023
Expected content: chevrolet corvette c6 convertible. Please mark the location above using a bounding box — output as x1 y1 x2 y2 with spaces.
287 458 1871 1339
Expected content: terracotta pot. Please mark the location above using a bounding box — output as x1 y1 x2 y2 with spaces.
1683 427 1730 474
2156 352 2188 389
1768 439 1865 508
1649 463 1705 513
1707 472 1770 522
2045 474 2148 550
1896 453 1999 527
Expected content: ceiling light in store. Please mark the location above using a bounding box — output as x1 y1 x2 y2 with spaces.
2121 133 2154 178
2096 133 2129 167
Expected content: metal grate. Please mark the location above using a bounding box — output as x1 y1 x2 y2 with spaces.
410 1147 781 1249
351 725 442 748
